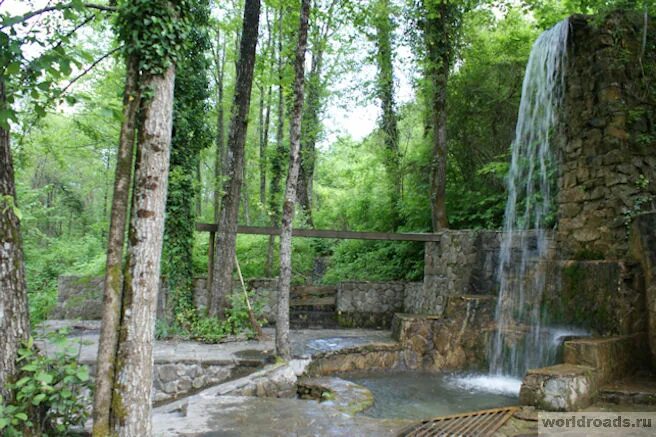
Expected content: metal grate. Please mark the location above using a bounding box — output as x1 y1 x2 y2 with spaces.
398 406 519 437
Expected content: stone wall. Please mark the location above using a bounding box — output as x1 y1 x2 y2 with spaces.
336 281 412 328
392 295 496 371
50 276 104 320
557 12 656 259
414 231 552 315
543 260 646 337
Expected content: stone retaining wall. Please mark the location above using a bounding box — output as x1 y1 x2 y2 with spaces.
557 12 656 259
336 281 416 329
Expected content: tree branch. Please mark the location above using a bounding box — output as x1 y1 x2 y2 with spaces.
1 3 116 29
59 46 122 96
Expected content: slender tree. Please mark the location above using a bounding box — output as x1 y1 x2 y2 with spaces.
209 0 261 317
92 53 141 436
297 0 337 227
276 0 311 359
265 6 286 278
0 77 30 400
213 28 227 223
420 0 474 230
372 0 401 229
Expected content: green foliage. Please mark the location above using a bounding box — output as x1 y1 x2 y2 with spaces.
163 0 212 320
0 333 92 436
116 0 193 78
159 290 266 343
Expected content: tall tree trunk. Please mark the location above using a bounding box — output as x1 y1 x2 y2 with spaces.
213 31 226 223
425 1 450 231
297 50 322 227
92 55 140 436
276 0 310 360
259 7 273 208
260 84 272 207
297 1 335 228
373 0 401 230
265 6 285 278
0 77 30 401
112 65 175 436
210 0 261 317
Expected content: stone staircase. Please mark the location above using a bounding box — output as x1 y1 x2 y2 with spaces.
290 285 338 329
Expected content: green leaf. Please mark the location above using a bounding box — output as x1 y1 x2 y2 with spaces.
76 369 89 382
32 393 47 405
0 418 8 429
14 413 28 421
35 372 53 384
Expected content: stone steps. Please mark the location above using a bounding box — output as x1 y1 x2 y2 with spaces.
598 376 656 406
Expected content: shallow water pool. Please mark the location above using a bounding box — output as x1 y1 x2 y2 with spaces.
340 371 519 420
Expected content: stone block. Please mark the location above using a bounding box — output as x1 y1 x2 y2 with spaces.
563 333 648 384
519 364 598 411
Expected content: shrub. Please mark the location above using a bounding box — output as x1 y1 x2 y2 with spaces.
0 332 92 436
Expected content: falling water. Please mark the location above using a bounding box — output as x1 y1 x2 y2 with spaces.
488 20 570 378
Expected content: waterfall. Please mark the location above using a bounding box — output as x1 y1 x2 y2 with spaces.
488 20 569 378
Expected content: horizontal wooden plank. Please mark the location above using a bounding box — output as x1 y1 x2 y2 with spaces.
196 223 441 242
291 286 336 297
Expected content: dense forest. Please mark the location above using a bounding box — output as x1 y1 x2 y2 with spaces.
2 0 653 323
2 0 655 435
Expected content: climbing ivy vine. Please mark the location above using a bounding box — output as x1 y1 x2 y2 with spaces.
163 0 212 322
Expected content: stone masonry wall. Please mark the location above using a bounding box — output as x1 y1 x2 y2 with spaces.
558 12 656 259
415 231 553 315
336 281 415 329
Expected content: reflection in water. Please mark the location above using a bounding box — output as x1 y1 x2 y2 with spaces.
341 371 518 420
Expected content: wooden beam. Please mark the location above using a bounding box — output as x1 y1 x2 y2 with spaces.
195 223 441 242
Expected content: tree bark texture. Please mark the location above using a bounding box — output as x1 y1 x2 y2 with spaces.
374 0 401 230
425 1 450 231
111 65 175 437
265 6 285 278
276 0 310 360
0 78 30 400
92 55 140 436
210 0 261 317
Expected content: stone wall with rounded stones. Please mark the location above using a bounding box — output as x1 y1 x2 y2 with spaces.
557 12 656 259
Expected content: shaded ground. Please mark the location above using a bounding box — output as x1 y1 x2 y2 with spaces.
154 395 410 436
39 320 395 365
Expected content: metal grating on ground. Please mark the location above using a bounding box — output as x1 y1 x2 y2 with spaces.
398 406 519 437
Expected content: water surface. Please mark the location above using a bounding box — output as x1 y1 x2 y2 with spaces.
341 371 518 420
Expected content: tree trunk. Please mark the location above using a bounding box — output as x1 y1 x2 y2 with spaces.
0 77 30 401
111 65 175 436
297 50 323 227
373 0 401 230
213 30 226 223
265 6 285 278
276 0 310 360
425 1 450 231
298 3 335 228
210 0 261 317
92 55 140 436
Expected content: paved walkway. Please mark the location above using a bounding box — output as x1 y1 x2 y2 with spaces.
40 320 396 366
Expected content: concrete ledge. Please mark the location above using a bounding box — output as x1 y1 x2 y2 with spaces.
564 333 648 384
519 364 598 411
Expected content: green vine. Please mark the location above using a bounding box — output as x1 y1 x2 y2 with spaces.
115 0 192 78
